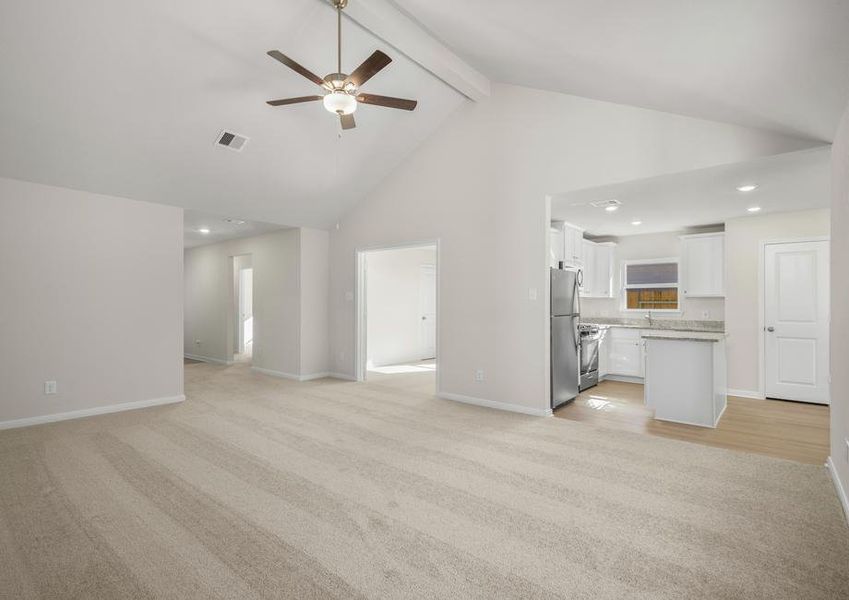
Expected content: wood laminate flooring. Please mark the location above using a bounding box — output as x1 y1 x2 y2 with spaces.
553 380 830 464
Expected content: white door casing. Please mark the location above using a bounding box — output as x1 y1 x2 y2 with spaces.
764 241 829 404
239 267 254 353
419 264 436 359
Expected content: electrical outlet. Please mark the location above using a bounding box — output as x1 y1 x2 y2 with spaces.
195 339 201 345
474 369 484 383
701 310 710 319
44 381 57 395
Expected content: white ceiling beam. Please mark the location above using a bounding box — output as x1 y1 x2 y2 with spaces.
327 0 490 101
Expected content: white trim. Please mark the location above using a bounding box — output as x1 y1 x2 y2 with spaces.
603 374 645 384
727 388 766 400
0 395 185 431
184 353 233 366
826 456 849 525
759 236 831 401
715 400 728 425
251 367 337 381
251 366 331 382
438 392 552 417
355 240 440 392
328 372 357 381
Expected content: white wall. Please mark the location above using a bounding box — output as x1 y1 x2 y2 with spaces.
330 83 816 414
0 177 183 425
366 246 437 367
830 104 849 512
582 231 725 321
724 209 830 395
299 228 330 377
184 227 330 379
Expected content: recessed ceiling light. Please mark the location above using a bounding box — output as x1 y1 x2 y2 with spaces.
605 205 619 212
747 206 761 213
224 218 246 225
631 220 642 226
198 228 211 234
736 184 758 192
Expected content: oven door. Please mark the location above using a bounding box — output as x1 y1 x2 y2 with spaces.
580 335 600 376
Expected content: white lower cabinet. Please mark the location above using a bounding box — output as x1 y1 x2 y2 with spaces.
598 328 610 378
607 327 643 378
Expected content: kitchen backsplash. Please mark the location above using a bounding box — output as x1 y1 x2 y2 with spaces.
581 297 725 322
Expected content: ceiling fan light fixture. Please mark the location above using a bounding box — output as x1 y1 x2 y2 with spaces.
323 91 357 115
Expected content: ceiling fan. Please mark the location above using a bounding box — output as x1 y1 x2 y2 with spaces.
265 0 417 130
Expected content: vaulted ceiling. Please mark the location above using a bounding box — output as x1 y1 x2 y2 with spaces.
0 0 465 228
393 0 849 142
2 0 847 231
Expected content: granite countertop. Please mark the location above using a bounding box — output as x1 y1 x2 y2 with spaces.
581 317 724 335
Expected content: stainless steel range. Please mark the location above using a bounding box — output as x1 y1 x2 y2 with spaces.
578 323 601 391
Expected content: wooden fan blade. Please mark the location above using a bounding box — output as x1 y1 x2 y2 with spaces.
346 50 392 87
340 113 356 130
357 93 417 111
267 50 326 87
266 95 323 106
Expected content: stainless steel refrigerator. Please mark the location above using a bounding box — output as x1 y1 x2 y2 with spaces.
551 267 581 409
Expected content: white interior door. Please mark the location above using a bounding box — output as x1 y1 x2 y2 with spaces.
239 268 253 353
419 265 436 360
764 241 829 404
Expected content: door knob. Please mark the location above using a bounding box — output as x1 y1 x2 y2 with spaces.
766 326 775 332
421 316 426 320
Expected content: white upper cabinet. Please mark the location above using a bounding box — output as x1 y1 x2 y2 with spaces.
680 233 725 297
554 222 584 267
549 227 565 268
579 240 615 298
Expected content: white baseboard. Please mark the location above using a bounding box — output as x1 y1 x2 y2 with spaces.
300 372 331 381
0 395 185 431
438 391 552 417
184 353 233 366
826 456 849 525
251 366 333 382
603 374 644 384
328 372 357 381
727 388 765 400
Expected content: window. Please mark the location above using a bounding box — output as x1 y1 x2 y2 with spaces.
622 259 679 311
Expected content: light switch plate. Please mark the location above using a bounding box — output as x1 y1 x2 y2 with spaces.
475 369 484 382
528 288 538 301
44 381 57 395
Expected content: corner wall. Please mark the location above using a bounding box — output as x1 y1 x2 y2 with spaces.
184 227 330 379
724 209 830 396
830 104 849 516
329 83 818 414
0 177 184 426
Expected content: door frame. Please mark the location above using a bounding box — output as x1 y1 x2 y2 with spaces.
758 236 830 400
355 239 440 387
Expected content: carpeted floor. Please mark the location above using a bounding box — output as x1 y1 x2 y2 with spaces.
0 362 847 599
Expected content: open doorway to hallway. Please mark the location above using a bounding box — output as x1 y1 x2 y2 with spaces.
233 255 253 364
357 243 438 394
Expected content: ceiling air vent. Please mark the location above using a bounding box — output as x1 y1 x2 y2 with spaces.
590 199 622 209
215 130 249 152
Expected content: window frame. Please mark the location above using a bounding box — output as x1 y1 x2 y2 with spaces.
619 257 682 314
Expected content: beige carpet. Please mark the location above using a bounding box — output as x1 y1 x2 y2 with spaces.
0 363 847 599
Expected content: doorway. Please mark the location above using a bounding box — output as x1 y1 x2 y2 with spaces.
233 255 253 363
763 239 830 404
356 243 438 393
